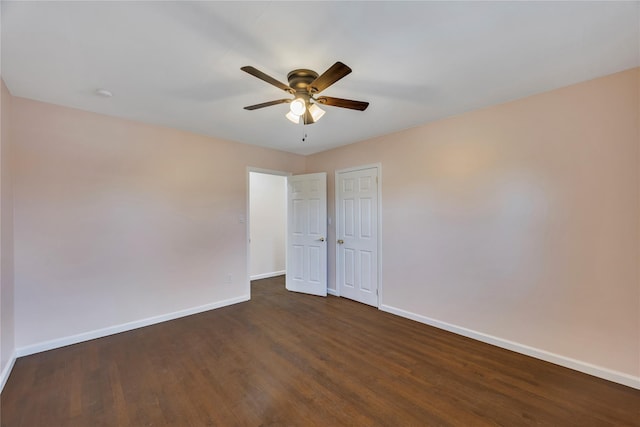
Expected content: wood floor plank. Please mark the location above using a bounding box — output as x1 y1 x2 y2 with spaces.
2 276 639 426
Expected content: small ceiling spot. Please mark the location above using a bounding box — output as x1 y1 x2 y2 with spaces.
95 88 113 98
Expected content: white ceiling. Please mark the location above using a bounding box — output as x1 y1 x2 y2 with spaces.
1 1 638 155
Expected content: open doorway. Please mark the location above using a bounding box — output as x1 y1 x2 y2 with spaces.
247 169 329 299
248 170 287 282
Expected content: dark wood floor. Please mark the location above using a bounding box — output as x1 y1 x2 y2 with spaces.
1 276 639 426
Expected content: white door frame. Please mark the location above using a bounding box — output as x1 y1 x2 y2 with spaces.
334 163 383 306
246 167 291 299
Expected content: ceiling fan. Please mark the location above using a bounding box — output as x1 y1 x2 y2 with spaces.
241 61 369 125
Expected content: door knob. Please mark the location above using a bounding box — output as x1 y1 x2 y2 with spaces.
318 237 325 242
337 239 344 244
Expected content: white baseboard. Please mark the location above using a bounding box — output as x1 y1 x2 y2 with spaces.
379 304 640 390
0 350 17 393
327 288 339 296
250 271 285 280
16 295 250 358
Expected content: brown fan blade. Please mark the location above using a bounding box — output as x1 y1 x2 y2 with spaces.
241 66 294 93
308 62 352 93
243 99 291 110
316 96 369 111
303 108 315 125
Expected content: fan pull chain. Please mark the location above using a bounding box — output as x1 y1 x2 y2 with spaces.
301 129 307 143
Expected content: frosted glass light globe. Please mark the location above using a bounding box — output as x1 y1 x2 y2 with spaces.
289 98 306 116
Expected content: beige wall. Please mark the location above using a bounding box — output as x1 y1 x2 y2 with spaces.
1 80 16 383
5 67 639 385
11 98 305 349
307 68 640 378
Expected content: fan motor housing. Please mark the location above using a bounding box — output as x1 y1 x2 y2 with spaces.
287 69 319 92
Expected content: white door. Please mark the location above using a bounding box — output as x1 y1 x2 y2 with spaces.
286 173 327 296
337 167 379 306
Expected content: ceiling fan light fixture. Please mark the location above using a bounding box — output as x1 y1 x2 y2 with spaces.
241 62 368 126
285 111 300 124
309 103 325 122
289 98 306 116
